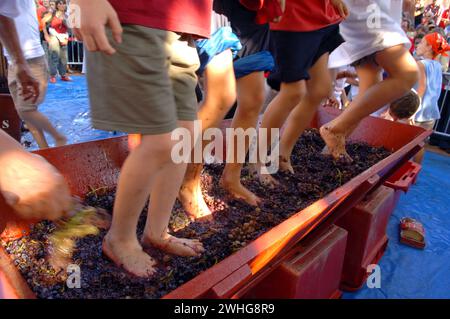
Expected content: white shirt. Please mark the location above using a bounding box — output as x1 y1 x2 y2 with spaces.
329 0 410 69
2 0 45 62
0 0 20 18
210 11 230 34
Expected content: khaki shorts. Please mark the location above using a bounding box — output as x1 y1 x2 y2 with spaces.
415 120 436 131
86 25 200 135
8 56 48 113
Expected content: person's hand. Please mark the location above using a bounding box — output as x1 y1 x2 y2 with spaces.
272 0 286 23
70 0 123 55
336 70 357 80
0 152 72 221
325 97 340 109
331 0 349 19
15 62 39 103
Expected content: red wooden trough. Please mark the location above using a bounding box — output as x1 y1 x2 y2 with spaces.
0 107 431 299
0 94 21 142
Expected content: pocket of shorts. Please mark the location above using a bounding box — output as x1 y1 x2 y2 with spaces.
111 25 168 59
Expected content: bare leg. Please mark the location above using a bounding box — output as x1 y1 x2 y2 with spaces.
253 79 306 186
24 122 49 149
414 148 426 164
141 121 205 257
279 54 332 173
320 45 418 160
322 62 382 156
103 132 179 277
179 50 236 219
19 110 67 147
220 71 266 206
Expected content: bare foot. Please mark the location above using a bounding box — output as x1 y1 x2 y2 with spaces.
179 182 212 220
319 126 353 162
102 233 157 278
220 177 261 206
321 145 330 155
279 156 295 174
55 135 67 147
258 172 280 188
142 233 205 257
248 163 279 188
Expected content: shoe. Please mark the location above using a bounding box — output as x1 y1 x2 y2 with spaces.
400 217 426 249
60 75 72 82
49 76 57 84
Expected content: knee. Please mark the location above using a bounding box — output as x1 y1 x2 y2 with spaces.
140 134 174 157
219 89 237 111
403 68 419 90
308 83 332 103
395 65 419 93
280 82 306 107
238 90 265 117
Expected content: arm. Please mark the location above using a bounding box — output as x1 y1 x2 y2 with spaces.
0 130 72 221
331 0 349 18
0 15 39 103
403 0 415 23
71 0 123 55
42 13 52 42
341 90 350 108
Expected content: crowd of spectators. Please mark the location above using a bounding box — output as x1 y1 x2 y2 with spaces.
36 0 72 83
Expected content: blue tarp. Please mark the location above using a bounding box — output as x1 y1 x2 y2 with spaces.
22 76 123 150
344 151 450 299
23 76 450 298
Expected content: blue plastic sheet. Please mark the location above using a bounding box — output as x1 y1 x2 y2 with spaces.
22 76 123 150
233 51 275 79
344 151 450 299
196 26 242 75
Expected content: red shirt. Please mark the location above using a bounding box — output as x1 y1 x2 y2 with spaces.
269 0 342 32
108 0 212 38
51 16 68 34
439 9 450 29
37 5 46 19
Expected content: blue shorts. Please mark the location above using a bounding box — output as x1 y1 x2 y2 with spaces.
233 51 275 79
196 27 242 74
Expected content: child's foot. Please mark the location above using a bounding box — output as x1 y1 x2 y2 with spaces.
279 156 295 174
179 181 212 220
319 125 353 163
55 135 67 147
142 233 205 257
220 176 261 207
248 163 280 188
102 233 157 278
49 76 57 84
321 145 330 155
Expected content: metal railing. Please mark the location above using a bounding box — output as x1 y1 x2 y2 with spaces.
67 40 84 67
436 73 450 138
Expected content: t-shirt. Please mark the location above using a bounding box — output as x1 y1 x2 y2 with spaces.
214 0 271 58
108 0 212 38
328 0 410 69
270 0 343 32
2 0 45 62
50 15 68 34
439 9 449 29
415 59 442 122
37 5 47 20
0 0 20 18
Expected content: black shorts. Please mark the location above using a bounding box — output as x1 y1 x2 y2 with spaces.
267 23 344 91
217 0 273 59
